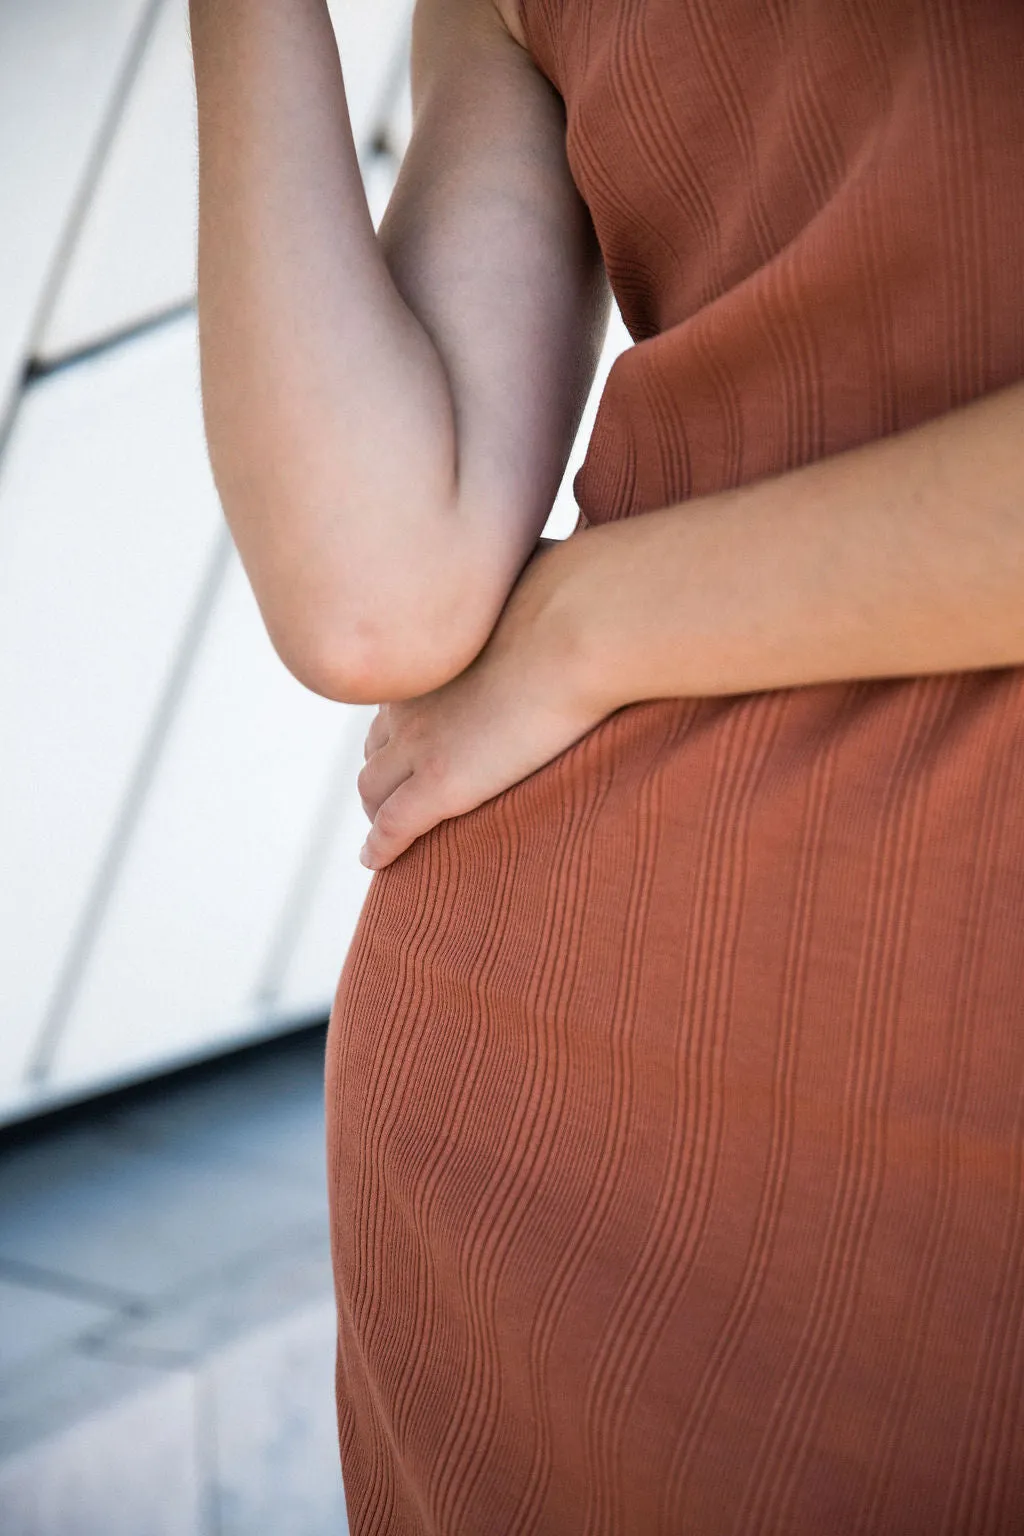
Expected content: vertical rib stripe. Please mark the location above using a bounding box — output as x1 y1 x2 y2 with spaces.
433 731 619 1532
582 693 786 1533
738 679 960 1531
659 692 843 1526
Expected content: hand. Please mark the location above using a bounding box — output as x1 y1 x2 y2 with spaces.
356 537 608 869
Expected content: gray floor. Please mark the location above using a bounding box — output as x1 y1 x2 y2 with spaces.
0 1027 347 1536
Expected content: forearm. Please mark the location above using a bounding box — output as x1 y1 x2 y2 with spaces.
549 381 1024 708
190 0 463 695
190 0 606 704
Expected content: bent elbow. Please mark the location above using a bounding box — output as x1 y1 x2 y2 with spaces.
269 604 488 706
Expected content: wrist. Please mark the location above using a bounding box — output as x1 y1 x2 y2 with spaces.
523 529 628 723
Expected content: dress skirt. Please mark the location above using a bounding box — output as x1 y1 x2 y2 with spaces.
326 669 1024 1535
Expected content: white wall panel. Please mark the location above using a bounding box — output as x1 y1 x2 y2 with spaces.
327 0 413 149
0 0 151 421
362 153 399 231
0 316 223 1098
382 62 413 161
48 556 359 1095
542 304 633 539
270 730 373 1022
38 0 198 363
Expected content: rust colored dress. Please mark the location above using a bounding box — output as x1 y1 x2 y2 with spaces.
326 3 1024 1531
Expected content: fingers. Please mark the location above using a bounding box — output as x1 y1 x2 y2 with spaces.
356 741 412 822
363 707 390 761
360 776 447 869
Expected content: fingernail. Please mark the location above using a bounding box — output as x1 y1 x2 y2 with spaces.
359 844 372 868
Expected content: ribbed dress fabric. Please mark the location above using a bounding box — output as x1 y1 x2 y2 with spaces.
326 3 1024 1531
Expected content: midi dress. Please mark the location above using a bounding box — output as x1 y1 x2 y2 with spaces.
326 2 1024 1530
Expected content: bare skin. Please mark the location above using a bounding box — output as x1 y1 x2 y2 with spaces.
190 0 608 700
190 0 1024 873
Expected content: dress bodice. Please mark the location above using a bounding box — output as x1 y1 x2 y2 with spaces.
520 0 1024 522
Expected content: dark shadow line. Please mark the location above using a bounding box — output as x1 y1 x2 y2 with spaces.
24 0 169 364
0 0 170 458
25 299 197 384
1 1021 328 1153
0 1255 143 1314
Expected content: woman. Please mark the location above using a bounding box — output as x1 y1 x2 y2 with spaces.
190 0 1024 1530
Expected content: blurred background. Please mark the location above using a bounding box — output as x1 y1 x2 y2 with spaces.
0 1 628 1530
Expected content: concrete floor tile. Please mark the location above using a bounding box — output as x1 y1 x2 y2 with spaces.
0 1119 327 1302
100 1030 329 1189
206 1299 347 1536
0 1344 171 1461
0 1277 114 1376
0 1368 200 1536
0 1031 343 1530
93 1220 333 1364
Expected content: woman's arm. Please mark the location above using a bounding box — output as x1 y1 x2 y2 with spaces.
553 377 1024 711
357 378 1024 867
189 0 607 702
